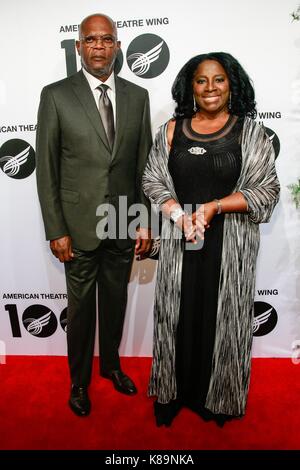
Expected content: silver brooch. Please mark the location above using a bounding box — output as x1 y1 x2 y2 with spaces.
188 147 207 155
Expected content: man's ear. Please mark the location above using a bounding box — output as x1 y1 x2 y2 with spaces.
75 40 81 56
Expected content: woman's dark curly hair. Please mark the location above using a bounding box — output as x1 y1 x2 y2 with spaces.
172 52 257 119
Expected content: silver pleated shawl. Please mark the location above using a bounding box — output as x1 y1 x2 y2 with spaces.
142 117 280 415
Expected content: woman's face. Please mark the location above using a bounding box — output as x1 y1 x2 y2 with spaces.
192 60 230 114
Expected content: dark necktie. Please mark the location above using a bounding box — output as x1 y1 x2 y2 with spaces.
98 84 115 150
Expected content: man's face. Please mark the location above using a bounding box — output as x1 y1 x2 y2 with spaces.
76 16 120 80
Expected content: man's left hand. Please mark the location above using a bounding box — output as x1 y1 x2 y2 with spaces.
135 228 152 259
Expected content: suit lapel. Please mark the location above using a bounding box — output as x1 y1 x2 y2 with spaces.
70 71 111 153
111 77 128 161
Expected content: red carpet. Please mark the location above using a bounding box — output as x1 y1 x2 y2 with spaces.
0 357 299 450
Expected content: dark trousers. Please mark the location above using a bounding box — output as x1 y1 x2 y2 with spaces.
64 238 134 386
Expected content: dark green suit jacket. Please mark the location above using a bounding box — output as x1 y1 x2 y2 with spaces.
36 70 152 250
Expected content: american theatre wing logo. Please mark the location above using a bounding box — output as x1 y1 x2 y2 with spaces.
22 305 58 338
60 307 68 332
265 127 280 159
0 139 36 179
126 33 170 78
253 301 278 336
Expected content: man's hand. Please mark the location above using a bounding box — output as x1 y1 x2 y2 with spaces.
50 235 74 263
135 228 152 260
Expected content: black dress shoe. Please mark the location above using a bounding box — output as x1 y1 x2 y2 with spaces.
68 385 91 417
101 370 137 395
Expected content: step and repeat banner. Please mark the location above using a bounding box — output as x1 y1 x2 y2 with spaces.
0 0 299 359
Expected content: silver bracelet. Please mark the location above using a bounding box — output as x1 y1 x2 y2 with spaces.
170 207 186 223
214 199 222 215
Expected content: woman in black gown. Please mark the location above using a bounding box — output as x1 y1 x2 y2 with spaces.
142 52 280 427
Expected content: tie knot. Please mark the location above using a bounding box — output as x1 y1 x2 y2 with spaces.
98 84 109 95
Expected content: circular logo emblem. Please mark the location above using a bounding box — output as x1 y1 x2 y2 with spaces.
22 304 58 337
253 301 278 337
265 127 280 160
60 307 67 332
0 139 35 179
126 34 170 78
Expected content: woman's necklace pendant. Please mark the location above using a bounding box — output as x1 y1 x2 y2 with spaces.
188 147 207 155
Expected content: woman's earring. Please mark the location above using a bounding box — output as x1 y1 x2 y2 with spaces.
193 95 197 113
228 92 232 111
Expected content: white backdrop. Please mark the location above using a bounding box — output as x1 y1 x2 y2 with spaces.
0 0 299 358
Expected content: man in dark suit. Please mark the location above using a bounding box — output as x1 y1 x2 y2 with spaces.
36 13 152 417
